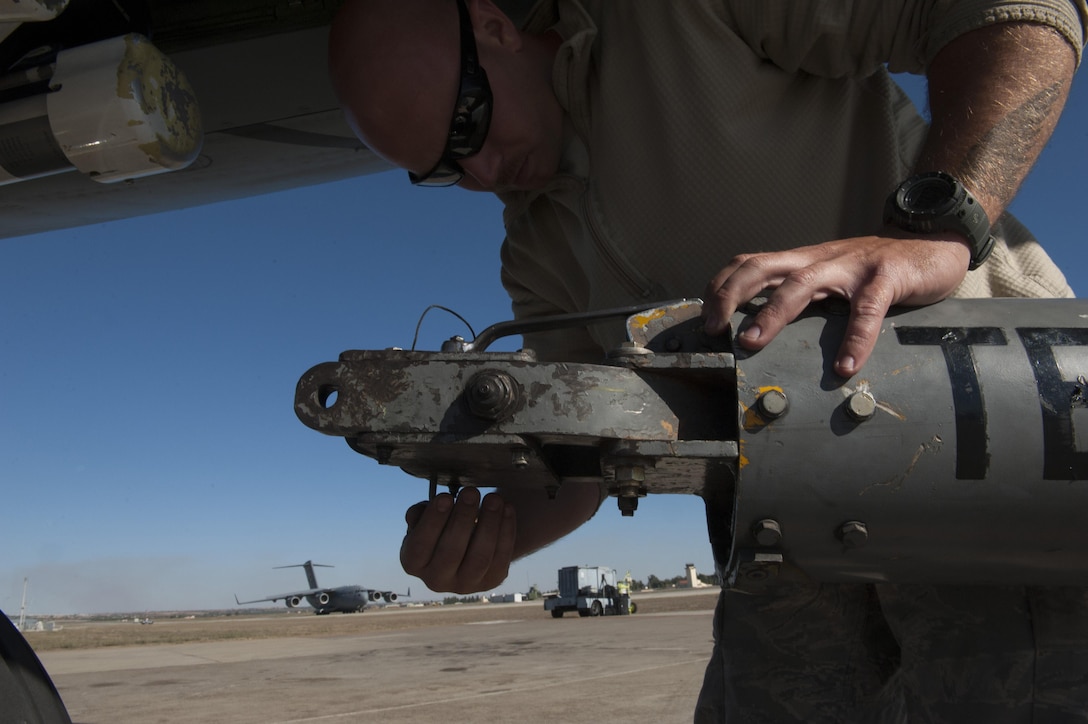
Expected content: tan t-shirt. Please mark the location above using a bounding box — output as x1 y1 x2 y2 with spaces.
498 0 1085 361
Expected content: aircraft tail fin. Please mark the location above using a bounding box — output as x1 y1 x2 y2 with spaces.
273 560 333 590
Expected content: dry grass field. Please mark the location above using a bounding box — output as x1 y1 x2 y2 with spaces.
25 588 719 653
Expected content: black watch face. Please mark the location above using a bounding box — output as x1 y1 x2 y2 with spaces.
901 175 957 214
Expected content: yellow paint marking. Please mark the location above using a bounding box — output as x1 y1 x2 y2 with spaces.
629 308 669 328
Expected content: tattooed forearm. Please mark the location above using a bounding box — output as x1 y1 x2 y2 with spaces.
960 79 1067 212
917 22 1076 220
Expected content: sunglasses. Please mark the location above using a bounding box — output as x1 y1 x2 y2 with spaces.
408 0 493 187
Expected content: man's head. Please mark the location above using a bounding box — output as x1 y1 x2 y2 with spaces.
329 0 564 192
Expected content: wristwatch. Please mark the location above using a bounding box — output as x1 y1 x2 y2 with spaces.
883 171 995 271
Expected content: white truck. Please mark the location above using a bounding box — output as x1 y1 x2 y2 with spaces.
543 566 636 618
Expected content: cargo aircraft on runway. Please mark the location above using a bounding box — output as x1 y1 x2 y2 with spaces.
235 560 408 615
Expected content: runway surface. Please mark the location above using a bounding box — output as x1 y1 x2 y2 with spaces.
40 590 719 724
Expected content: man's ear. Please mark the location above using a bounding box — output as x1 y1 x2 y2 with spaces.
469 0 523 52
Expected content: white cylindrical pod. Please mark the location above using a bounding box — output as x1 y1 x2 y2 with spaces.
0 33 203 185
46 33 203 183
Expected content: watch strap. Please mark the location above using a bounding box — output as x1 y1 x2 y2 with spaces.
883 171 995 270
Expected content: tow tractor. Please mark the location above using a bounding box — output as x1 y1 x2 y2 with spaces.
543 566 637 618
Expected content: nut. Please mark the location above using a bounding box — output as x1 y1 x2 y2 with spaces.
464 370 520 420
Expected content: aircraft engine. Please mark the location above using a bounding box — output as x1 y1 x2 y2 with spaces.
0 32 203 187
296 298 1088 592
383 592 398 603
316 592 330 606
369 591 383 602
286 596 302 608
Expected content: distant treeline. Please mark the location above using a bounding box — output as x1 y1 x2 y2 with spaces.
644 572 720 589
442 571 721 604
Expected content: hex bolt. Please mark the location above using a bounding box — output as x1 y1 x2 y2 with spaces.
511 448 530 469
464 370 520 421
756 389 789 420
617 496 640 517
612 465 647 517
845 391 877 421
752 518 783 547
664 336 683 352
440 335 468 352
838 520 869 548
375 445 394 465
614 465 646 485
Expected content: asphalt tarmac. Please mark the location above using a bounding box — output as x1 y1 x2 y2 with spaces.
40 590 718 724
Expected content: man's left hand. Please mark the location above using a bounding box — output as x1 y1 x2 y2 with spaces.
702 232 973 377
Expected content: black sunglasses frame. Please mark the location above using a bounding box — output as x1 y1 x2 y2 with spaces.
408 0 493 187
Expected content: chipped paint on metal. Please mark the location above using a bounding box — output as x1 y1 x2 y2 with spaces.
874 400 906 421
740 385 784 430
117 34 203 168
628 307 669 329
859 435 943 495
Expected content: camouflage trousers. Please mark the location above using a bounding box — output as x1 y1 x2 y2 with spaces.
693 584 1088 723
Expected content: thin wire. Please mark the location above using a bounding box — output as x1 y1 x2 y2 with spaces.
411 305 477 350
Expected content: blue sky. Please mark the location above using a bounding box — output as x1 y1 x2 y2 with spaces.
2 74 1085 615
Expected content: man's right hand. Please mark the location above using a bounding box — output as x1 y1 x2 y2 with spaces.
400 482 603 594
401 487 517 594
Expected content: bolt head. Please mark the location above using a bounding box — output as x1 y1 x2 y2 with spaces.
751 518 783 547
845 391 877 421
511 448 530 469
756 390 789 419
838 520 869 548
